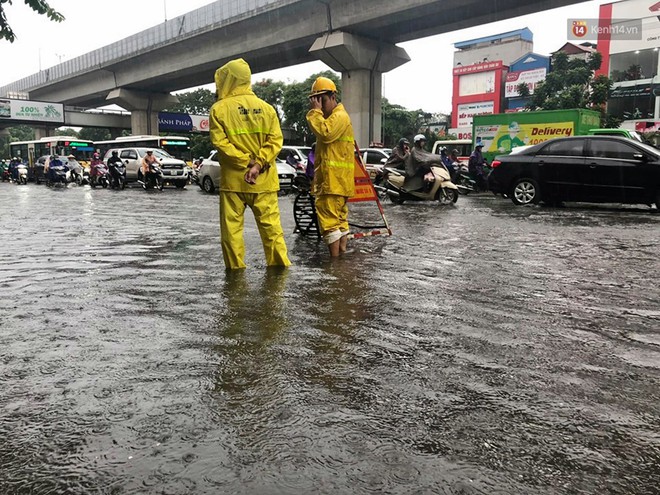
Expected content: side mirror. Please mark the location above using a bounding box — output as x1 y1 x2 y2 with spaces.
124 160 129 165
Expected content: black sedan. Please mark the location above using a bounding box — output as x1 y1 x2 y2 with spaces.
488 135 660 208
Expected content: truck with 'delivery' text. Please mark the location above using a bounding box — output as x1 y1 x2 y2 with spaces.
472 109 602 163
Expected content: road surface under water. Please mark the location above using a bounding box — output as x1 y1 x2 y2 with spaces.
1 182 659 494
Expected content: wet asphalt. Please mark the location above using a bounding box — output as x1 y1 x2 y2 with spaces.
0 181 659 495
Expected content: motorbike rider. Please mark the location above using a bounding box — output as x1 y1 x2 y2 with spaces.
107 150 124 182
468 140 488 191
141 149 160 183
448 148 461 181
9 156 21 181
403 134 443 192
66 154 82 181
385 138 410 170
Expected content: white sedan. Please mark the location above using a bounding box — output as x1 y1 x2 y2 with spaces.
198 150 296 194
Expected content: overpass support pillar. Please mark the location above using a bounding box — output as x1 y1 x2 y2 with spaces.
106 89 178 135
310 32 410 147
34 127 52 140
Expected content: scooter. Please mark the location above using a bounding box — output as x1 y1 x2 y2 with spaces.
377 164 459 205
141 163 164 191
46 161 69 187
89 163 110 188
108 161 127 189
67 162 86 186
13 164 28 184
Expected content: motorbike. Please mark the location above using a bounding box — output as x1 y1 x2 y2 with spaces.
376 163 459 205
453 162 492 195
89 162 110 188
141 162 164 191
108 160 127 189
46 161 69 187
13 164 28 185
67 162 86 186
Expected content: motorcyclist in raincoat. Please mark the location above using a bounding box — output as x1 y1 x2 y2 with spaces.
403 134 444 192
306 76 355 257
209 58 291 270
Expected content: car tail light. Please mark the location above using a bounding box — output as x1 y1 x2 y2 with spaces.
491 160 501 168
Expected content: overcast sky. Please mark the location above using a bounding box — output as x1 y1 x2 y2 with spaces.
0 0 609 114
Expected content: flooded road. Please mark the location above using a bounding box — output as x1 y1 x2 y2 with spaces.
1 182 659 494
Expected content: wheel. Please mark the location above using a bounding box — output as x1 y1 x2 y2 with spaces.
387 191 404 204
75 175 82 186
90 181 96 188
511 178 540 205
175 181 186 189
437 187 458 204
202 176 215 194
20 176 27 185
120 179 126 190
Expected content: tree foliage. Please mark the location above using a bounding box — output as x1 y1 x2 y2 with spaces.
165 88 216 115
0 124 34 157
252 79 285 121
527 51 615 125
0 0 64 42
526 51 616 126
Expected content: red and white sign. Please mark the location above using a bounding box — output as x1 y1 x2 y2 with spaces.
505 68 547 97
453 60 504 75
457 101 495 128
449 127 472 140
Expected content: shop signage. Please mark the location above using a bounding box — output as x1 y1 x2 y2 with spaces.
457 101 495 128
505 68 547 97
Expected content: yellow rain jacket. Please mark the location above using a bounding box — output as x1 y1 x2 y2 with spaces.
210 59 283 193
306 103 355 197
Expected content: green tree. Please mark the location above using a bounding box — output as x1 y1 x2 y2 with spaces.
79 127 111 141
166 88 216 115
54 128 79 137
253 79 285 120
1 0 64 42
528 51 615 126
0 125 34 157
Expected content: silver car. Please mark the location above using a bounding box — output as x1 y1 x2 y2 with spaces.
198 150 296 194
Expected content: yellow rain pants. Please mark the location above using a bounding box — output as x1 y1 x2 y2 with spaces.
315 194 349 244
220 191 291 269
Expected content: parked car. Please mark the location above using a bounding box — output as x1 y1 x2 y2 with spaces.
198 150 296 194
278 146 312 172
358 147 391 182
102 147 188 188
488 135 660 208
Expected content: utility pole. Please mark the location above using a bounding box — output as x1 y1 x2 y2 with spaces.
164 0 167 22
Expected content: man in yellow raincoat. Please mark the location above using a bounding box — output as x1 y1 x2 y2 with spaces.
306 77 355 257
209 58 291 270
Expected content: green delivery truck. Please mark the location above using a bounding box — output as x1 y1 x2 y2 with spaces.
472 109 601 163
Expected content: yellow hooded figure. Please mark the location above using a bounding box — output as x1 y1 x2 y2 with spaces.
209 58 290 269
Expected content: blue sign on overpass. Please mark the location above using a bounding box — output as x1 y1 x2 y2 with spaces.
158 112 209 133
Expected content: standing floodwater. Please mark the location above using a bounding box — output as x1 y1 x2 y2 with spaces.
1 183 659 494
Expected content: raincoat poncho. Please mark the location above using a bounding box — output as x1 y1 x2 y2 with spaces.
209 58 290 269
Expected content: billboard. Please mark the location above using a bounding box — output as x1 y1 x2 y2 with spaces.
0 99 64 124
459 71 496 96
158 112 210 132
505 68 547 97
474 121 575 153
457 101 495 128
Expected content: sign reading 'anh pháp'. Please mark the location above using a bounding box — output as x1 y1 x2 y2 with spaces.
0 98 64 124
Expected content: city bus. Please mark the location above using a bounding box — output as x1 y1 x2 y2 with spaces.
9 136 96 167
95 135 192 164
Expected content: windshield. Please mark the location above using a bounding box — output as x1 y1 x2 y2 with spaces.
138 148 172 159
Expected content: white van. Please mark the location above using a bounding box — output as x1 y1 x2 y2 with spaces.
431 139 472 162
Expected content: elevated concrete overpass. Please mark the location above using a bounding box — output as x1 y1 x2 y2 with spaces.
0 0 584 144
